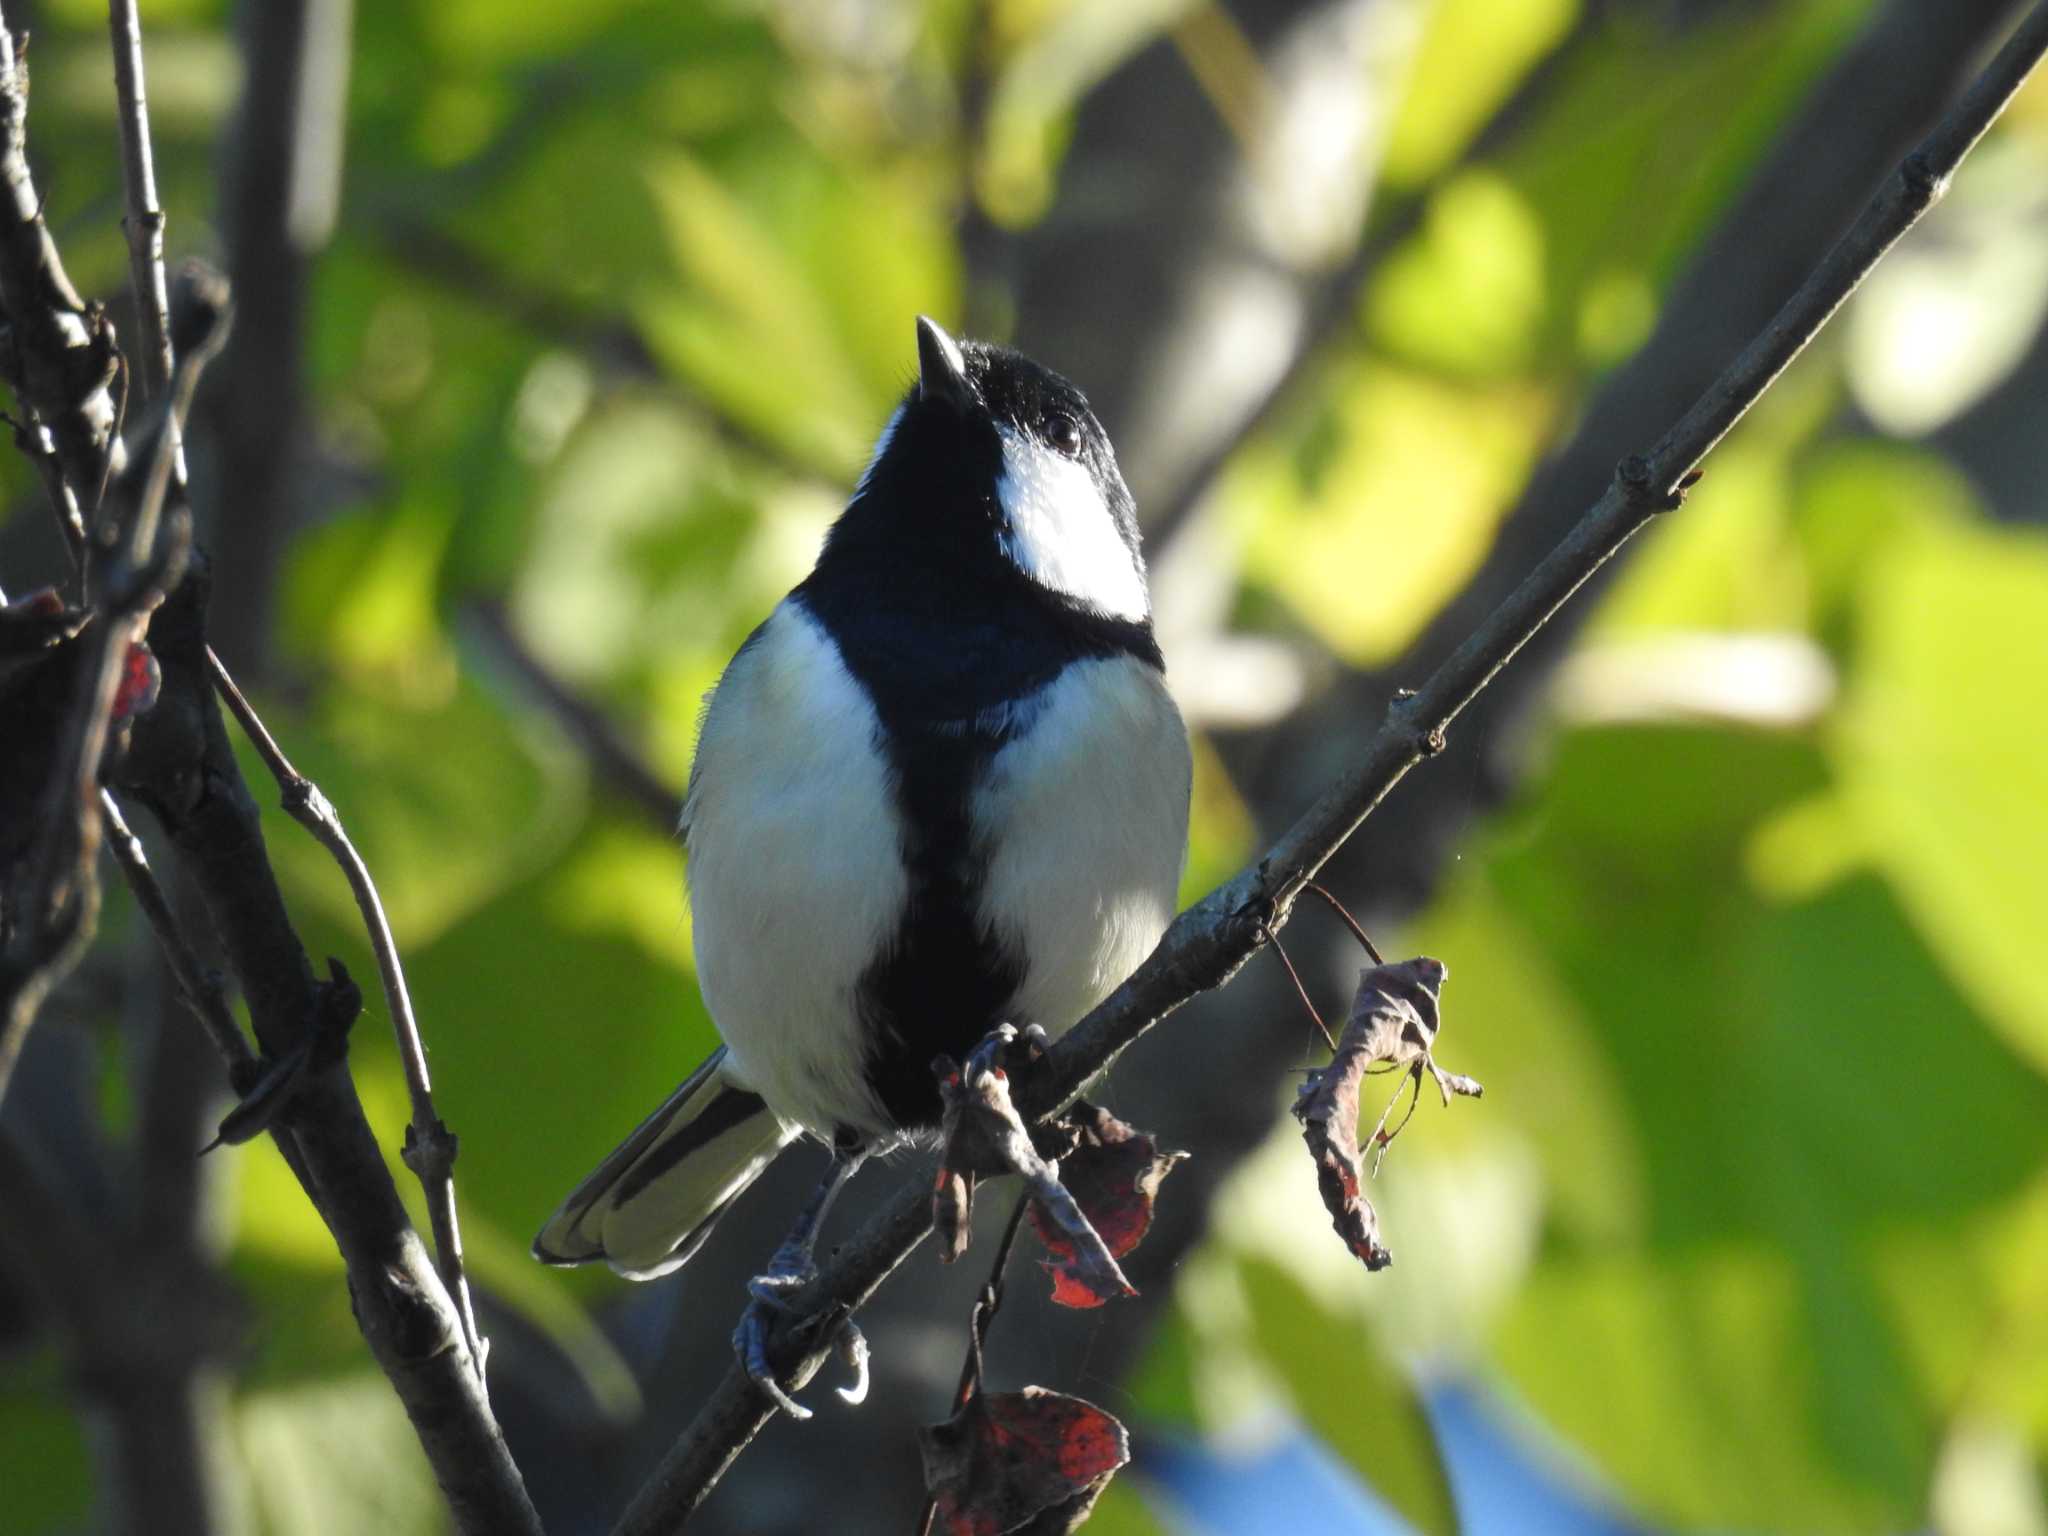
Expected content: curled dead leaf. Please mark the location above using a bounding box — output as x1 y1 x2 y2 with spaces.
919 1386 1129 1536
1291 957 1480 1272
1028 1102 1185 1309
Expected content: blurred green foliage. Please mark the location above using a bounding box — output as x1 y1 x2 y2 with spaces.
5 0 2048 1531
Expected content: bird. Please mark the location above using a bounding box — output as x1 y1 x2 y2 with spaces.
534 315 1191 1414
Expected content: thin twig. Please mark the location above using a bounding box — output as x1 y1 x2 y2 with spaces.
915 1192 1032 1536
1260 921 1338 1053
109 0 174 402
0 3 529 1519
0 15 125 524
610 11 2048 1524
1302 880 1384 965
100 788 249 1069
110 574 538 1533
1363 1064 1422 1177
0 329 200 1101
206 651 487 1376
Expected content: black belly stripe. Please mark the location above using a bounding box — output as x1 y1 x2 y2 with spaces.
855 719 1024 1129
792 533 1163 1133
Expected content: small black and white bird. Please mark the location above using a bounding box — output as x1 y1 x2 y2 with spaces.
534 317 1190 1410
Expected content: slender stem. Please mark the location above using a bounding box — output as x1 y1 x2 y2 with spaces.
108 0 174 402
1302 881 1384 965
612 9 2048 1524
0 14 124 521
915 1194 1032 1536
207 649 486 1376
1260 923 1338 1053
0 338 198 1102
100 789 250 1070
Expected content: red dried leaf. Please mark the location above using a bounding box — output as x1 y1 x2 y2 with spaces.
111 640 160 722
0 586 85 657
920 1387 1129 1536
1291 957 1479 1272
1029 1103 1185 1309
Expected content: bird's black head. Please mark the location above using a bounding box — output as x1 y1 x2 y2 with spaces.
821 317 1149 625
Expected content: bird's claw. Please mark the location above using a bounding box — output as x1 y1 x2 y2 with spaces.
734 1266 868 1420
746 1259 817 1303
834 1319 870 1406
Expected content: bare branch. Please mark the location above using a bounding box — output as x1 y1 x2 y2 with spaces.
0 300 207 1101
0 15 124 534
612 8 2048 1523
208 652 488 1377
100 788 248 1069
115 568 542 1535
109 0 173 402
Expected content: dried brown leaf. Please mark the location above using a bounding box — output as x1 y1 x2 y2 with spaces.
1029 1102 1185 1309
1291 957 1479 1271
919 1386 1129 1536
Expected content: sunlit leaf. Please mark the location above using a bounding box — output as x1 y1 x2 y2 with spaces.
0 1353 92 1531
1232 360 1552 663
234 1375 444 1536
1238 1258 1459 1536
1835 517 2048 1077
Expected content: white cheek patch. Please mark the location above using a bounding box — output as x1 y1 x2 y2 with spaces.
994 425 1149 623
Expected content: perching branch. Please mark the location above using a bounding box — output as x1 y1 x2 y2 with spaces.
612 8 2048 1525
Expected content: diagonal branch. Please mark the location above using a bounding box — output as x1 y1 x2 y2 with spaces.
115 566 543 1535
610 7 2048 1526
109 0 174 402
208 654 487 1376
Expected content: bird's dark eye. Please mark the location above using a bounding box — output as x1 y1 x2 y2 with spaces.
1045 412 1083 458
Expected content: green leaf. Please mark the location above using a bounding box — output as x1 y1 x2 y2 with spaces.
1234 358 1553 663
396 817 721 1271
233 1375 445 1536
248 670 585 946
0 1353 92 1531
1238 1257 1461 1536
1477 721 2048 1527
1835 517 2048 1078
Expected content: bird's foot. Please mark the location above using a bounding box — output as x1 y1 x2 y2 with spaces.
733 1272 869 1422
746 1252 817 1302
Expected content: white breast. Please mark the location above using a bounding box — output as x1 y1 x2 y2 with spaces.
684 599 905 1137
974 655 1191 1038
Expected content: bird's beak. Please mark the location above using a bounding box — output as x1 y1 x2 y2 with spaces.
916 315 973 413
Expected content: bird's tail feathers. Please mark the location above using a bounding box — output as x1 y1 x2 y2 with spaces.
533 1046 795 1280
